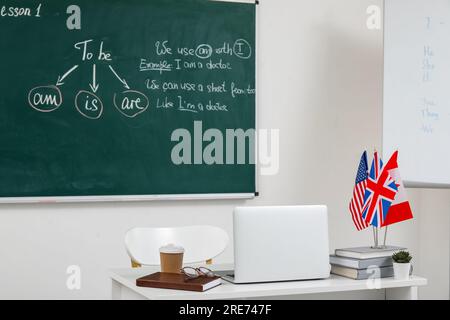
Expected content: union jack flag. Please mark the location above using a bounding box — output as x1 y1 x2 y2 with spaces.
362 152 398 227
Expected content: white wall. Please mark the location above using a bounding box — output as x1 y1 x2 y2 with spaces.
0 0 448 299
416 189 450 299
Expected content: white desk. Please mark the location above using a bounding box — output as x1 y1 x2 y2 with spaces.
110 264 427 300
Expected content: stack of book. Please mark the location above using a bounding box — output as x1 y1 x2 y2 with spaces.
330 246 406 280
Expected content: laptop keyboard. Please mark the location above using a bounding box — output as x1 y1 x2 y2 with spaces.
216 271 235 279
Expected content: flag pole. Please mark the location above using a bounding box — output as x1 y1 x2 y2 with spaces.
372 148 378 248
372 226 376 247
374 227 379 248
383 226 388 247
375 227 380 248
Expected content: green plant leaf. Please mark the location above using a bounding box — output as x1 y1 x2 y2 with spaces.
392 250 412 263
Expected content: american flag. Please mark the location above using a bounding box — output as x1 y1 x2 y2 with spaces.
349 151 370 231
362 152 398 227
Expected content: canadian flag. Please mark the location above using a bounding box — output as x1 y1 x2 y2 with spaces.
381 151 414 227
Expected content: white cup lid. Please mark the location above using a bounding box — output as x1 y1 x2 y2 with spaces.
159 243 184 254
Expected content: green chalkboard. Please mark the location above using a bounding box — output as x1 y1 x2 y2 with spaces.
0 0 256 199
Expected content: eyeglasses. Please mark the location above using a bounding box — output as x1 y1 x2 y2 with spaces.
181 267 215 280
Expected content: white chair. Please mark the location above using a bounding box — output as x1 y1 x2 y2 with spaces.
125 226 229 267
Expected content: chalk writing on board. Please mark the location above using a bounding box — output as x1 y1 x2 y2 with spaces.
195 44 213 59
422 45 435 82
28 85 63 112
139 59 173 74
89 64 99 93
56 65 79 86
113 90 149 118
0 4 42 18
421 98 439 120
138 39 255 114
177 96 229 113
424 16 445 30
74 39 112 62
27 39 149 120
108 65 130 90
75 90 103 120
233 39 252 59
420 97 439 134
27 36 255 119
426 16 431 29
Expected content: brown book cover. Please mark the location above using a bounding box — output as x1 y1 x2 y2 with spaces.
136 272 222 292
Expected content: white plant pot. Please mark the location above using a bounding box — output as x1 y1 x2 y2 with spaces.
393 262 411 280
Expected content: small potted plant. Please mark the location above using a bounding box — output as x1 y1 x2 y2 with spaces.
392 251 412 280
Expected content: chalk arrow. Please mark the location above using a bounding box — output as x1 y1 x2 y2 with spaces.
108 65 130 90
89 64 99 93
56 65 79 86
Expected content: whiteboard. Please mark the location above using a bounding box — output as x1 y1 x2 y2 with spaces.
384 0 450 187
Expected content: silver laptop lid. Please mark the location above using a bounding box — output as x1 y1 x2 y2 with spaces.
233 205 330 283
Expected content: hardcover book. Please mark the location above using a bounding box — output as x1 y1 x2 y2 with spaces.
335 246 406 259
331 265 394 280
329 255 393 269
136 272 222 292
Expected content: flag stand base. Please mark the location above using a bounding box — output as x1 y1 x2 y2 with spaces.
370 245 388 249
371 226 389 249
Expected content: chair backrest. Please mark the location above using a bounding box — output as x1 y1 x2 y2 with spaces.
125 225 229 265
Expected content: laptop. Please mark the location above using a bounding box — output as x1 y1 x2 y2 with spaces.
218 205 330 283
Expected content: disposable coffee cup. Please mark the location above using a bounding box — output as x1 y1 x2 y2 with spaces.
159 244 184 274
